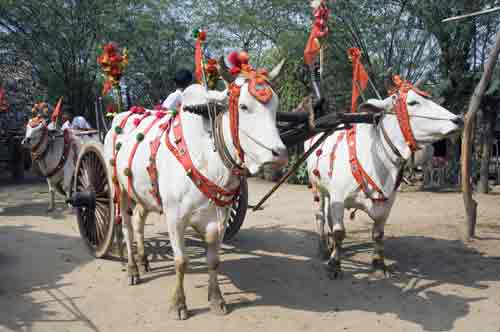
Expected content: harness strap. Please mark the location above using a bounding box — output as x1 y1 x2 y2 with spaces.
379 119 403 163
347 125 387 202
165 113 239 207
228 83 245 163
147 119 171 207
44 130 72 178
328 132 345 178
111 113 134 223
125 114 163 210
31 126 49 161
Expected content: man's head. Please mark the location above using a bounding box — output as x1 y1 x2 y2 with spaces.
61 110 73 124
174 69 193 90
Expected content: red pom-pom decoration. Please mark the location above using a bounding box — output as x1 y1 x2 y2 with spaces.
198 31 207 41
133 118 141 126
316 149 323 156
228 51 241 67
230 67 241 76
313 169 321 178
155 111 167 119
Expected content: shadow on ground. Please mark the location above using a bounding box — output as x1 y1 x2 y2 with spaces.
0 225 98 332
139 225 499 332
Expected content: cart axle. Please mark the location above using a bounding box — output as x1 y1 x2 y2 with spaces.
67 191 96 210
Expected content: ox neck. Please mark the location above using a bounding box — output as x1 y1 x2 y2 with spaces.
34 134 65 177
31 127 49 160
181 112 241 191
377 114 412 166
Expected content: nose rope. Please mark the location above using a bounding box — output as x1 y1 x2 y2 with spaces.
240 129 281 156
385 111 459 122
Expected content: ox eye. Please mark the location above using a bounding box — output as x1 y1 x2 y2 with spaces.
239 104 249 111
408 101 419 106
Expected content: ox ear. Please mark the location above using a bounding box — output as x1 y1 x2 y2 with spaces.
268 58 286 82
358 98 392 113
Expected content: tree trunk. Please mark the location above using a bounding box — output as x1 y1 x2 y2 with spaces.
478 108 496 193
461 31 500 241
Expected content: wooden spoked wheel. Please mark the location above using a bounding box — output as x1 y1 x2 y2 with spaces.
73 142 115 258
223 178 248 242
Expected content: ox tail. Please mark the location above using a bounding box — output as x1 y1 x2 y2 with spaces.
349 209 358 220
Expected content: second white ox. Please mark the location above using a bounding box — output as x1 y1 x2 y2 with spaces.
307 88 462 278
103 66 287 319
22 118 97 211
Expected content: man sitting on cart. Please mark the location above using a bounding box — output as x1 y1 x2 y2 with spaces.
61 110 93 131
161 69 193 111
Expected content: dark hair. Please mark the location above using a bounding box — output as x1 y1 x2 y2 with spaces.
174 69 193 89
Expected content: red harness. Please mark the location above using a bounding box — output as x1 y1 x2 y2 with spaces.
165 113 239 206
319 79 428 201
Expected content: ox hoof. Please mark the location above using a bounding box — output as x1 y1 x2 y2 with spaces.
210 299 228 316
47 207 55 213
129 275 141 286
325 259 342 280
372 259 392 279
169 304 189 320
317 242 331 260
135 255 151 274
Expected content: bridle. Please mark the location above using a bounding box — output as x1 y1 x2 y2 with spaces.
211 71 276 177
377 77 434 164
29 120 50 162
27 117 72 178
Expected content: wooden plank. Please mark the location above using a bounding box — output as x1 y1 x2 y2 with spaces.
442 7 500 22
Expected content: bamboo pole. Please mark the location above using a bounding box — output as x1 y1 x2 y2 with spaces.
461 31 500 240
251 128 337 211
443 7 500 22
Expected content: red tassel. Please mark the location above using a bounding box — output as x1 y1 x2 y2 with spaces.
316 149 323 157
313 169 321 178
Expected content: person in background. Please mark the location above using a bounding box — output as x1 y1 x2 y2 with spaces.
161 69 193 111
61 111 92 131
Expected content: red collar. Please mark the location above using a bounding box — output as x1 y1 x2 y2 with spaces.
390 76 430 152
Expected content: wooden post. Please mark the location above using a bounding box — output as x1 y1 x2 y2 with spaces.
461 31 500 240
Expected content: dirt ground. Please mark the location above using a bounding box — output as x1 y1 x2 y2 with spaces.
1 176 500 332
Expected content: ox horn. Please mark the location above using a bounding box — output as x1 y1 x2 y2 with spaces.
268 58 286 82
218 56 235 84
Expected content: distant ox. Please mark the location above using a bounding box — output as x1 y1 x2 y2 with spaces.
22 116 97 211
307 85 462 278
103 61 287 319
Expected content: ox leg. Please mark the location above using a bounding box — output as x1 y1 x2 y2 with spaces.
132 205 150 274
47 180 55 212
120 194 140 285
167 211 189 320
206 221 228 315
371 216 392 278
315 194 330 259
326 201 345 279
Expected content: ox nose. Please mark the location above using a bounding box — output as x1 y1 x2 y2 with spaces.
452 115 464 128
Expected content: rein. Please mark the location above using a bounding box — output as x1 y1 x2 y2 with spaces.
30 125 49 161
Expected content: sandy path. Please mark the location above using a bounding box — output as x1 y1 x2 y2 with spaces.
1 177 499 332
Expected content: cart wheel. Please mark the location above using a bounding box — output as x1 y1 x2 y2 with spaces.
223 178 248 242
73 142 115 258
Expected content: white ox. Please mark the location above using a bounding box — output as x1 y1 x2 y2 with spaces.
103 67 287 319
306 90 462 278
22 118 98 211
